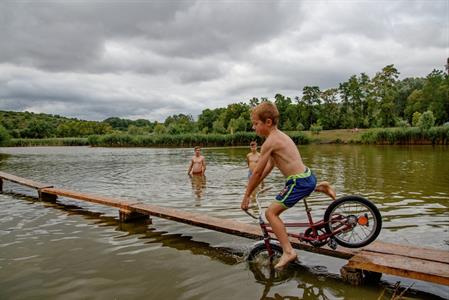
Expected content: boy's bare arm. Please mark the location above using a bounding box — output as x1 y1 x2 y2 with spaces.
260 157 274 179
201 156 206 172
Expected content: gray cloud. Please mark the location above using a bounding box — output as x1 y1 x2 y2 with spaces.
0 0 447 121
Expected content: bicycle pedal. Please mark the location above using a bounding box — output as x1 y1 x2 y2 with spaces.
328 238 337 250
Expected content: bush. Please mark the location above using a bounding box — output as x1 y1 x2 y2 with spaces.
0 125 11 145
360 126 448 145
7 138 88 146
417 111 435 131
396 119 410 128
296 123 305 131
310 123 322 135
412 112 421 127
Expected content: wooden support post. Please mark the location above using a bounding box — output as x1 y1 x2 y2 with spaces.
363 270 382 283
340 265 364 285
119 209 150 223
38 190 58 202
340 265 382 285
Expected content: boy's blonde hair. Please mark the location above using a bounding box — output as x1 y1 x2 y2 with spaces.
251 101 279 125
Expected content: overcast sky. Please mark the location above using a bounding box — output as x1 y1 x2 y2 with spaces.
0 0 448 122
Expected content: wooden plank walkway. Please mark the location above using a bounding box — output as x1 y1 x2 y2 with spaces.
0 171 53 190
1 171 448 286
349 243 449 286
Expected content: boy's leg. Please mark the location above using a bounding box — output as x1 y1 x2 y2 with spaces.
316 181 336 200
265 203 297 269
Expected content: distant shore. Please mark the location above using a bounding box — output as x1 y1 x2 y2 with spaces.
1 127 448 147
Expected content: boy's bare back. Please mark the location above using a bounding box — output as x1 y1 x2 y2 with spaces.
260 129 305 178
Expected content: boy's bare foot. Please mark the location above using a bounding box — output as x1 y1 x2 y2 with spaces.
316 181 336 200
274 251 297 270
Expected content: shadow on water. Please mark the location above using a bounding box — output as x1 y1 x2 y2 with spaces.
2 191 446 300
249 261 446 300
3 191 242 265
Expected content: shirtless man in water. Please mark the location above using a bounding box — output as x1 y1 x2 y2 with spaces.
246 141 260 179
241 102 336 270
188 146 206 176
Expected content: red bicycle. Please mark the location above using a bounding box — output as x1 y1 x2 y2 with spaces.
244 187 382 264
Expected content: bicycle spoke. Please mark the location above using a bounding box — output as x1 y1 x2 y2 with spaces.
353 228 364 241
331 201 377 244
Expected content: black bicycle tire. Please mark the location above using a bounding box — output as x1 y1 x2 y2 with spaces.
324 195 382 248
247 240 283 261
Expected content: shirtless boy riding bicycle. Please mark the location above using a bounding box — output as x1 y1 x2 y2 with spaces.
241 101 336 269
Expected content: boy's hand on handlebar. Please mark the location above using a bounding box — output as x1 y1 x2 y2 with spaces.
241 196 250 211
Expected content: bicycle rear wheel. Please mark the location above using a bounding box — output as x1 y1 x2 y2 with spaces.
324 195 382 248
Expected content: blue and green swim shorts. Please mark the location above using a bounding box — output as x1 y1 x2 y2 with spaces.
275 167 317 208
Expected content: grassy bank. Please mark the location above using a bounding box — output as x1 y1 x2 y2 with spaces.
2 127 447 147
359 126 449 145
87 131 310 147
302 129 366 144
5 138 89 147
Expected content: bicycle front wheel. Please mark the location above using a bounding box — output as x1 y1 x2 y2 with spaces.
247 240 283 262
324 195 382 248
247 241 284 282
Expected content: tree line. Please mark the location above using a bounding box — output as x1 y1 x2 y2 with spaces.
1 64 448 143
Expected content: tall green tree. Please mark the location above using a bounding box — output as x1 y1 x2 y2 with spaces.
274 94 292 130
197 108 225 132
164 113 195 134
319 88 340 129
300 86 321 129
371 65 399 127
221 102 250 130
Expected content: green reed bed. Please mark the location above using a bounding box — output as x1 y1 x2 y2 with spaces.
88 132 310 147
360 126 449 145
6 138 89 147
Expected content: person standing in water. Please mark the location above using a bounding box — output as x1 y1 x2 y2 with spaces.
188 146 206 176
246 141 260 179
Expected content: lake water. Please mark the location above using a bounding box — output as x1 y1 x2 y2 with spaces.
0 145 448 299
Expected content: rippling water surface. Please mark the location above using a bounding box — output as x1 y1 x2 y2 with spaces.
0 145 448 299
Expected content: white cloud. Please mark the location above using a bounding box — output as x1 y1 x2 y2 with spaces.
0 0 447 121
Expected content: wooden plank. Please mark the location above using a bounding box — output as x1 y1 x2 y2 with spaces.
37 186 357 259
364 241 449 264
0 171 53 190
131 203 356 259
132 203 263 237
40 187 142 210
348 250 449 286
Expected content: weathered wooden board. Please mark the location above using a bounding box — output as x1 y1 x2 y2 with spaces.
364 241 449 264
40 187 141 209
0 171 53 189
348 250 449 286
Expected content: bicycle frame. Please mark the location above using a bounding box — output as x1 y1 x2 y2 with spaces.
244 187 348 255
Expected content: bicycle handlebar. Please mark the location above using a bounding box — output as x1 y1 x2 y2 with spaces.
244 209 258 219
243 186 274 219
